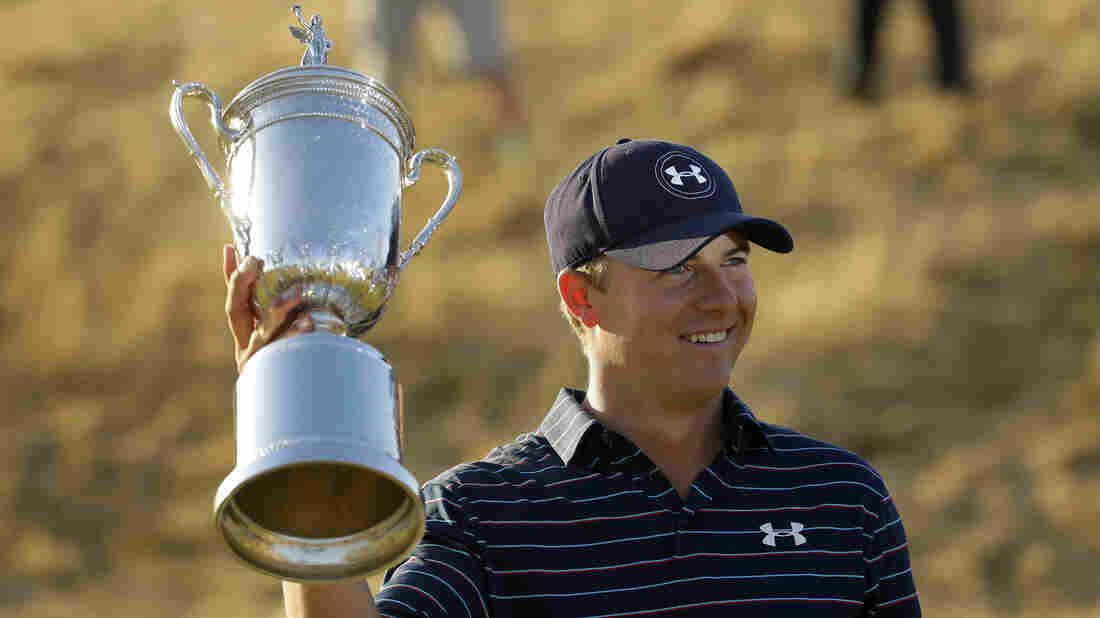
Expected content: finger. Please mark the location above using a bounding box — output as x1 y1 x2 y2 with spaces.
225 255 262 349
255 289 308 343
239 308 312 371
222 244 237 284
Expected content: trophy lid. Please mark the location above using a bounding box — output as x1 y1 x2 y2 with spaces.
220 6 415 159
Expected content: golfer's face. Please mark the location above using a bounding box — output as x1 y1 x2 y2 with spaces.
591 231 756 397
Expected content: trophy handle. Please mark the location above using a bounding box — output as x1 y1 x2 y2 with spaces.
169 81 249 199
399 148 463 269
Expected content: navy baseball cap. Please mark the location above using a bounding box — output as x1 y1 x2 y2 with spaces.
545 139 793 274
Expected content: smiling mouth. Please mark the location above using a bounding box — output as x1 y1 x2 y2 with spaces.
682 328 732 344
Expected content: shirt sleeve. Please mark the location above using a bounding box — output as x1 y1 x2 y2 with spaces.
374 483 489 618
863 490 921 616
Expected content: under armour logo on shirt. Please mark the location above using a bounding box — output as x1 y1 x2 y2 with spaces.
760 522 806 547
654 151 718 199
664 164 707 186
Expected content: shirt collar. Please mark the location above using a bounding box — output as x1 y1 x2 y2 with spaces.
537 387 774 468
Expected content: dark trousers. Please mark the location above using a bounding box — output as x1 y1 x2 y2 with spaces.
854 0 970 91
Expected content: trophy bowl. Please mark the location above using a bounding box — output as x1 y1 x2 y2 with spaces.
170 6 461 581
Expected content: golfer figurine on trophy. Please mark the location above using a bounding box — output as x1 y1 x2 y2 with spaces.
169 5 462 581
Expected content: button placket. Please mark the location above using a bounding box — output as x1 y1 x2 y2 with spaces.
673 507 695 555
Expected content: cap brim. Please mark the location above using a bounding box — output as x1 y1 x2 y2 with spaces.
604 212 793 271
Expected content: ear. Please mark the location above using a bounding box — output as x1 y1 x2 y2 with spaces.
557 270 599 328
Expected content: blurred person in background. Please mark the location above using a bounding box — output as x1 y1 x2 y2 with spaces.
841 0 972 101
351 0 526 133
224 139 921 616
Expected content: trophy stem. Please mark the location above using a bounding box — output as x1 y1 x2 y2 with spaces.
308 310 347 336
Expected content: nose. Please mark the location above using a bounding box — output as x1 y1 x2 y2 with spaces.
694 266 739 314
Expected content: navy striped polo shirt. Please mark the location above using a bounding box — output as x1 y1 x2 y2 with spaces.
376 388 920 617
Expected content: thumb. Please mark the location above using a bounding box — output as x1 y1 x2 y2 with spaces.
223 244 238 284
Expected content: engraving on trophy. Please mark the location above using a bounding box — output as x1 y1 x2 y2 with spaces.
290 5 332 66
247 437 401 467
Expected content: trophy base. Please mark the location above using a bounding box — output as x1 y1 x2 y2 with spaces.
214 333 425 581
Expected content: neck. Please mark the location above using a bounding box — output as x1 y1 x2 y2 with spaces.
583 373 726 500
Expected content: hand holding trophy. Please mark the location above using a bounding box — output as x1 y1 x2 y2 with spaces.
169 5 461 581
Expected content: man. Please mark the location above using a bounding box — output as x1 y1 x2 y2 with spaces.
224 139 921 616
842 0 972 101
350 0 525 132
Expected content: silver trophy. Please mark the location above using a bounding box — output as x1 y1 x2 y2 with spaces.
169 6 461 581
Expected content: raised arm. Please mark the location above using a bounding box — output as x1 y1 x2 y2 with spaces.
282 579 381 618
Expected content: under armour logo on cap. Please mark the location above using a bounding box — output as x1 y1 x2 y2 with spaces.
760 522 807 547
665 164 707 186
654 151 717 199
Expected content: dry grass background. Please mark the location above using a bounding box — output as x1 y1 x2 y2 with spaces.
2 0 1099 616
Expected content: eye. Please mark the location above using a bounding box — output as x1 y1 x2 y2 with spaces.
660 263 692 277
725 254 748 266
